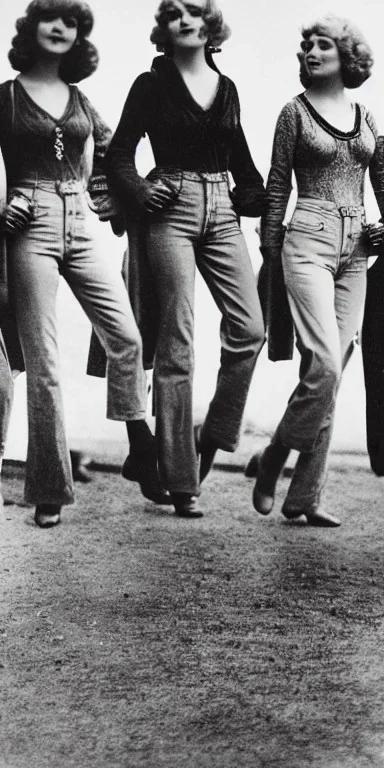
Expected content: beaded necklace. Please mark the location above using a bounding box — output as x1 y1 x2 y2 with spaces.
54 126 64 161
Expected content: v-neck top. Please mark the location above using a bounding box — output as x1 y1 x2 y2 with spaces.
16 78 75 124
105 55 266 216
298 93 360 140
261 93 384 247
0 79 112 192
175 67 222 113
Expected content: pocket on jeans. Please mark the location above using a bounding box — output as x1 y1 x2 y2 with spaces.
146 169 183 198
31 194 50 221
287 210 325 234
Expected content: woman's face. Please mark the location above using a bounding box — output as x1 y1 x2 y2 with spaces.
36 13 78 57
302 34 342 81
164 0 208 51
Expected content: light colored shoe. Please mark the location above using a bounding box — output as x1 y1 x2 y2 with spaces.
282 506 341 527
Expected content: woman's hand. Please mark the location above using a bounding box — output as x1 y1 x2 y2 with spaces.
92 194 121 222
367 221 384 249
142 180 175 213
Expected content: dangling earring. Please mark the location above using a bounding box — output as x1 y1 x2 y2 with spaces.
207 39 221 54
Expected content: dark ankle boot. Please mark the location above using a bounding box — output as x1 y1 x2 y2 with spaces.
34 504 61 528
122 440 172 505
171 493 203 518
70 451 92 483
194 426 218 483
252 439 290 515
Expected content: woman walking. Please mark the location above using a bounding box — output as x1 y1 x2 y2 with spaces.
250 15 384 526
105 0 267 518
0 0 168 527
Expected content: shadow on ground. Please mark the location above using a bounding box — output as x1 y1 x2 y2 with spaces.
1 447 384 768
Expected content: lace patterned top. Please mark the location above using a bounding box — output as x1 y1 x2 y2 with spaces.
261 93 384 248
0 79 111 196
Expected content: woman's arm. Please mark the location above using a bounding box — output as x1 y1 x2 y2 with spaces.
77 92 124 225
78 91 112 198
104 74 158 209
0 147 6 216
260 101 298 251
367 112 384 220
229 122 267 217
227 84 266 217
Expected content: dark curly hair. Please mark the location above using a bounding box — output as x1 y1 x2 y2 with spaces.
8 0 99 83
150 0 231 54
297 15 374 90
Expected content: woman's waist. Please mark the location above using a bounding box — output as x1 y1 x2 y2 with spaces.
149 166 229 184
295 196 365 222
10 178 86 195
295 173 365 210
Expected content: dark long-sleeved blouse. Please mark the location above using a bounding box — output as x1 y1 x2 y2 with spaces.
0 79 111 195
261 93 384 248
105 55 266 217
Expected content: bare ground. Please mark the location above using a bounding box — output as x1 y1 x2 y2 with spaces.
1 439 384 768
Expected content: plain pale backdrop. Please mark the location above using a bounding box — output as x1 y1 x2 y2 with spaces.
1 0 383 460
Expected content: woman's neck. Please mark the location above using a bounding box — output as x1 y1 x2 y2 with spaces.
173 45 210 75
19 56 62 84
306 76 346 103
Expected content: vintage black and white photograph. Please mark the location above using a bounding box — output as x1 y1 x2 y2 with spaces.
0 0 384 765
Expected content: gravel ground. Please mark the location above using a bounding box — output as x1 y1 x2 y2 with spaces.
1 441 384 768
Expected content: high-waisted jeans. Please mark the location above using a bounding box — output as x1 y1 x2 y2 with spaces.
273 197 368 511
8 179 147 506
146 170 265 495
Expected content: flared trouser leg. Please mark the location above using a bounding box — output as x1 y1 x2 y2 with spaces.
0 332 14 464
9 184 147 505
10 245 74 505
147 174 264 494
276 200 367 512
62 232 147 423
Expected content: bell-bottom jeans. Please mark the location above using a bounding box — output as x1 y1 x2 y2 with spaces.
8 180 147 506
0 333 13 466
274 198 368 512
146 171 265 495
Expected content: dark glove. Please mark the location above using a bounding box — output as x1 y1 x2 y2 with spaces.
230 184 267 218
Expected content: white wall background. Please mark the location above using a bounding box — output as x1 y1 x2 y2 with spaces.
1 0 383 459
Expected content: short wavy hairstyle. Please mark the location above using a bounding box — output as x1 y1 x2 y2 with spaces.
8 0 99 83
150 0 231 54
297 15 374 89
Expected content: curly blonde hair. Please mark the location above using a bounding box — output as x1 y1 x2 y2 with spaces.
297 15 374 89
150 0 231 54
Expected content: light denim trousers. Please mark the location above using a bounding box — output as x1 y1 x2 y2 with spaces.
0 333 13 463
275 197 368 511
146 170 265 495
8 179 147 506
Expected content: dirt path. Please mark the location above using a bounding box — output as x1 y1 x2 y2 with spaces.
1 446 384 768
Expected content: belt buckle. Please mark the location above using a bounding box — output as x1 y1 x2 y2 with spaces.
340 205 358 218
